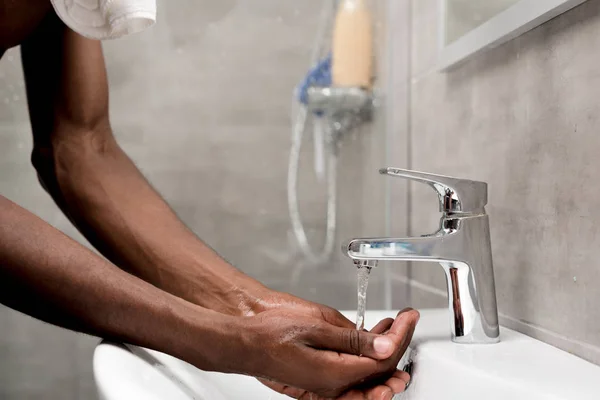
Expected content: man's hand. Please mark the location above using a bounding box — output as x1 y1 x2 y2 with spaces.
244 291 418 398
259 371 409 400
257 310 416 399
238 307 418 398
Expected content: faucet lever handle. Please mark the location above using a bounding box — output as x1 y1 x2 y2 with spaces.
380 167 488 214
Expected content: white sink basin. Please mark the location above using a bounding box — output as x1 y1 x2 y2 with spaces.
93 309 600 399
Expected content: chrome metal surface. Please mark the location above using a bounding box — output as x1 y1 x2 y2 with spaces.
402 354 414 389
306 87 373 114
306 87 373 139
354 259 378 269
380 167 487 214
344 168 500 344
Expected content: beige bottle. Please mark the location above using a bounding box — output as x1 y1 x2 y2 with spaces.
332 0 373 88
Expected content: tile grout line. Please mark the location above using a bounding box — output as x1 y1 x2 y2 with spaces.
382 0 395 311
406 0 414 301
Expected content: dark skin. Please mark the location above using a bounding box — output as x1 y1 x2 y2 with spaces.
0 2 419 399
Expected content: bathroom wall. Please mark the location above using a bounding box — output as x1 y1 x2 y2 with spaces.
100 0 392 307
390 0 600 365
0 1 392 399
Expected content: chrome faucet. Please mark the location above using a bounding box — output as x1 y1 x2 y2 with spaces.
345 168 500 344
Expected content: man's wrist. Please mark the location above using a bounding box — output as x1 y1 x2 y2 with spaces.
179 261 274 316
149 243 277 317
196 279 275 317
165 297 247 374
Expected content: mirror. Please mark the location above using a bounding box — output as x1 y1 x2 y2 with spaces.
445 0 520 45
438 0 588 70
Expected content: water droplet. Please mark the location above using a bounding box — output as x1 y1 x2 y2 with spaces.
12 95 19 101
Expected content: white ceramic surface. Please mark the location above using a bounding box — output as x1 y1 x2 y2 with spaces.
93 309 600 399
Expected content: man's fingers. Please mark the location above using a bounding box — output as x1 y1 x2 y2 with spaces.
308 310 420 361
298 392 323 400
318 306 356 329
392 369 411 383
386 309 420 349
308 324 397 360
365 386 394 400
311 306 397 334
384 370 411 394
258 378 306 399
370 318 394 334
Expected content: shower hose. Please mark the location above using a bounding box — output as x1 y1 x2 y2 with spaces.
287 1 338 265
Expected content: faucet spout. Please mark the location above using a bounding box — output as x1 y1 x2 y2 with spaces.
345 232 460 263
345 215 500 344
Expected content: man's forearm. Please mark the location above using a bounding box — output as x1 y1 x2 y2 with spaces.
0 198 417 398
0 195 241 371
32 131 268 316
21 19 270 317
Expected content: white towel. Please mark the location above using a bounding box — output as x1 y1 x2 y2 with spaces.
50 0 156 40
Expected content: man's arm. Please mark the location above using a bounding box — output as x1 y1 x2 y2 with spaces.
20 13 268 316
0 195 409 398
0 195 238 370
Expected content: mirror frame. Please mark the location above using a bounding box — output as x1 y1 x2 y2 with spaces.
438 0 588 71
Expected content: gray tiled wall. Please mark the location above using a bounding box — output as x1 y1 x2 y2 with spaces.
392 0 600 365
0 1 392 399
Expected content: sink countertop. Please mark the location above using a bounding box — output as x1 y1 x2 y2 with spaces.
94 309 600 400
353 310 600 400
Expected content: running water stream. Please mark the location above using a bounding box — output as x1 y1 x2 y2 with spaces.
355 265 372 330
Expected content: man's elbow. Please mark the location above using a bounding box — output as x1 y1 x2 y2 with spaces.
30 120 116 189
30 145 55 194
